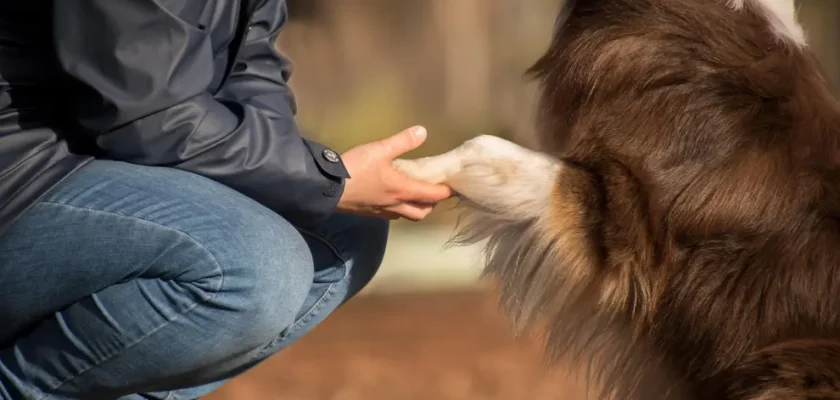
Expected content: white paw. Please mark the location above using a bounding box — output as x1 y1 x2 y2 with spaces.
393 135 561 220
392 157 456 184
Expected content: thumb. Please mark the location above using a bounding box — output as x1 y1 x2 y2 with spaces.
377 126 427 159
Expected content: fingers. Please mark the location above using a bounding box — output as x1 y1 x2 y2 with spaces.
384 202 436 222
377 126 428 159
398 179 453 204
387 165 453 203
341 202 436 222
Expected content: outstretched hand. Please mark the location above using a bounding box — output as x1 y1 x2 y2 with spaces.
336 126 454 221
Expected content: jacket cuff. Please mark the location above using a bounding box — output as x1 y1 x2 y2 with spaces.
303 139 351 180
301 138 349 220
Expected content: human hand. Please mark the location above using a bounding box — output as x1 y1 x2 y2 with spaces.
336 126 454 221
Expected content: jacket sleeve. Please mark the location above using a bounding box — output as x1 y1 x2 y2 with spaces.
51 0 349 229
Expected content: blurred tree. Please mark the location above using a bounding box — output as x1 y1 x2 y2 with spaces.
286 0 324 21
434 0 492 123
797 0 840 93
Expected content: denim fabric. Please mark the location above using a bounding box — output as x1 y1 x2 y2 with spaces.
0 160 388 399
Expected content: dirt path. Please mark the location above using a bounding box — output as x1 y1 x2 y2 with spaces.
204 290 587 400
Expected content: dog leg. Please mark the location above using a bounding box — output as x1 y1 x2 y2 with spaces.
394 137 688 400
393 134 561 221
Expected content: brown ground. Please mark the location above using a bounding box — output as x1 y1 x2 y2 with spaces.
204 289 588 400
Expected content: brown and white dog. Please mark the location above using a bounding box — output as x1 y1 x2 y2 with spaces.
394 0 840 398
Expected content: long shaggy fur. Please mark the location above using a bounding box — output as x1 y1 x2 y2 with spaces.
395 0 840 398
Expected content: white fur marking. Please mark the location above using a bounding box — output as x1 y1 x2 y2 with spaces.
728 0 806 45
393 135 561 221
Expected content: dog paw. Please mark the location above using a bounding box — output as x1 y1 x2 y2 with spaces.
393 135 561 219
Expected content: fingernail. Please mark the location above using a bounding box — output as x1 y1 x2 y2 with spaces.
414 126 427 139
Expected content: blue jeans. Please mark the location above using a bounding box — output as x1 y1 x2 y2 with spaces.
0 160 389 399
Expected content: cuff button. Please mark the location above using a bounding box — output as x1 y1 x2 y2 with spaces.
322 149 340 163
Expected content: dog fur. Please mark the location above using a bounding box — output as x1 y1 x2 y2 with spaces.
393 0 840 398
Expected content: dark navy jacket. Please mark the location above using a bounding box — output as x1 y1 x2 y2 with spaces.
0 0 349 237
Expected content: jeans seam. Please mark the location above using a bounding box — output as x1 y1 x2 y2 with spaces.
298 226 348 265
31 202 226 400
257 229 350 355
255 275 347 359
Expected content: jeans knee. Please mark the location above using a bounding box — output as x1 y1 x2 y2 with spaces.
197 217 315 350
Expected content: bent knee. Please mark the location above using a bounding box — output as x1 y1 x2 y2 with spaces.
48 161 319 349
183 213 316 348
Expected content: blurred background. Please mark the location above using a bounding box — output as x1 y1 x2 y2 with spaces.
206 1 840 399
